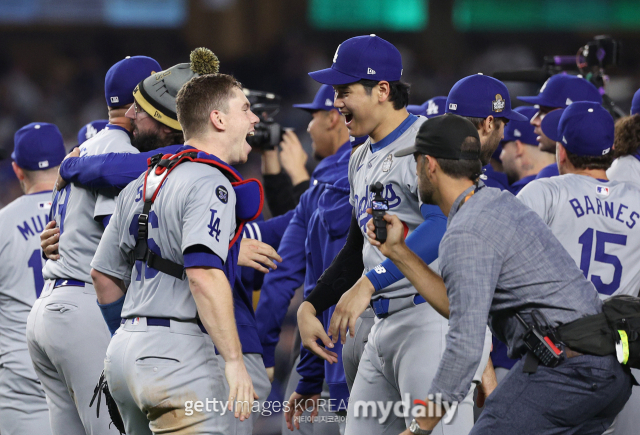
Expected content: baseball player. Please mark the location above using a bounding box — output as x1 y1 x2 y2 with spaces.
297 35 487 435
517 74 602 180
91 72 258 434
407 96 447 118
26 55 160 435
0 123 65 435
519 102 640 435
499 106 555 194
445 74 529 191
607 91 640 185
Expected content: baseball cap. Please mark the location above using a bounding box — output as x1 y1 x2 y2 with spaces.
518 74 602 108
445 74 528 122
501 106 538 145
631 88 640 115
134 47 219 131
12 123 66 171
105 56 161 107
395 114 481 159
558 102 614 156
539 108 564 143
408 96 447 118
309 35 402 85
77 120 108 145
292 85 336 111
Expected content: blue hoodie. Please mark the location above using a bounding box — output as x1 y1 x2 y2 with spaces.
295 175 351 411
256 141 352 367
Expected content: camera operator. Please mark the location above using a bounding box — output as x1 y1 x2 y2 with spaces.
367 114 632 435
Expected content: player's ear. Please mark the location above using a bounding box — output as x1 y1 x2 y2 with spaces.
328 109 341 129
11 162 25 181
556 143 567 166
377 81 391 103
515 140 526 156
483 116 495 134
209 109 225 131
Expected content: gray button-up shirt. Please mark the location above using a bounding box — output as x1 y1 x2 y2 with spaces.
428 185 602 404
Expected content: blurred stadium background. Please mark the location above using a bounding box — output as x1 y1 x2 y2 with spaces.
1 1 640 432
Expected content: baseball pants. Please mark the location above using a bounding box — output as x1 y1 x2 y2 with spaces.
0 365 51 435
216 353 271 434
472 354 632 435
341 307 375 391
344 300 488 435
281 357 345 435
26 282 116 435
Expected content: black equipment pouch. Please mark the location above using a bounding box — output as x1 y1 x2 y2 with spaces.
90 370 125 434
557 295 640 369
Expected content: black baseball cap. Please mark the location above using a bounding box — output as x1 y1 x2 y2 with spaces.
395 114 480 160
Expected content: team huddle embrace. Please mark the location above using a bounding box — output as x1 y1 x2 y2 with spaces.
1 35 640 435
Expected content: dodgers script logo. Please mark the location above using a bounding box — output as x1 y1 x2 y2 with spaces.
354 183 401 230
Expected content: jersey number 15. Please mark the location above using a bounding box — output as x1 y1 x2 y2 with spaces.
578 228 627 296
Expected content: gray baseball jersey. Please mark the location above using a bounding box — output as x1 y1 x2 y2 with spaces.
0 191 51 380
91 161 236 320
348 115 427 298
607 155 640 187
517 174 640 297
43 125 138 283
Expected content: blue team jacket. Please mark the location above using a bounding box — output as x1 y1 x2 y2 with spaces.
256 141 352 367
296 175 351 411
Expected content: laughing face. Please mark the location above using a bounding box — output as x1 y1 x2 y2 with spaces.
223 87 259 164
332 83 379 138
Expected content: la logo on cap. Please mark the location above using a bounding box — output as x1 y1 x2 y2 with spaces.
367 68 376 75
426 100 439 115
325 98 333 106
514 129 521 137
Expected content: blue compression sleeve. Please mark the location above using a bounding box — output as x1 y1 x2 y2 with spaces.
366 205 447 291
97 294 125 336
60 145 181 190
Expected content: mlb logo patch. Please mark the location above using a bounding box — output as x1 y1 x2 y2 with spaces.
596 186 610 196
131 317 140 325
449 103 457 111
38 160 49 168
38 201 52 209
110 96 119 103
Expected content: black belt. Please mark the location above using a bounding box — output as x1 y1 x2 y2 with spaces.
121 317 207 334
53 279 86 288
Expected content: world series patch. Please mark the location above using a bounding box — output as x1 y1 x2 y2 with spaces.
216 186 228 204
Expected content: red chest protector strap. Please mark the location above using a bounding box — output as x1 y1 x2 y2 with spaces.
133 150 264 280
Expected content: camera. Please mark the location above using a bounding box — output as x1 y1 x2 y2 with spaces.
243 88 285 150
370 182 389 243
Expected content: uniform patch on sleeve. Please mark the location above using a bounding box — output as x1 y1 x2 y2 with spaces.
216 186 228 204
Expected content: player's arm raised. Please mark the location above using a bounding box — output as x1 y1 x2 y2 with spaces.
187 267 256 421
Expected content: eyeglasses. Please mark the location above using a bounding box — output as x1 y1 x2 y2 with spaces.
133 101 148 117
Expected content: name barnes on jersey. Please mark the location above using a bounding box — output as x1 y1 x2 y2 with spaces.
568 191 639 229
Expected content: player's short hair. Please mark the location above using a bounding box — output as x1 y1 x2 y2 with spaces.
463 116 506 130
176 74 243 140
565 148 614 171
358 79 410 110
434 136 483 181
613 114 640 158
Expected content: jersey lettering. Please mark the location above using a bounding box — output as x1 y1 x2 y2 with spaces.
568 196 638 229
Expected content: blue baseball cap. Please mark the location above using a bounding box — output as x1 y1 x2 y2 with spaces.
501 106 538 145
105 56 161 107
558 102 614 156
309 35 402 85
539 108 564 143
293 85 337 112
631 88 640 115
408 96 447 118
77 120 108 145
12 123 66 171
445 74 528 121
518 74 602 108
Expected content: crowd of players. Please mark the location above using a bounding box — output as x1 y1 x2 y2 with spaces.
0 34 639 435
